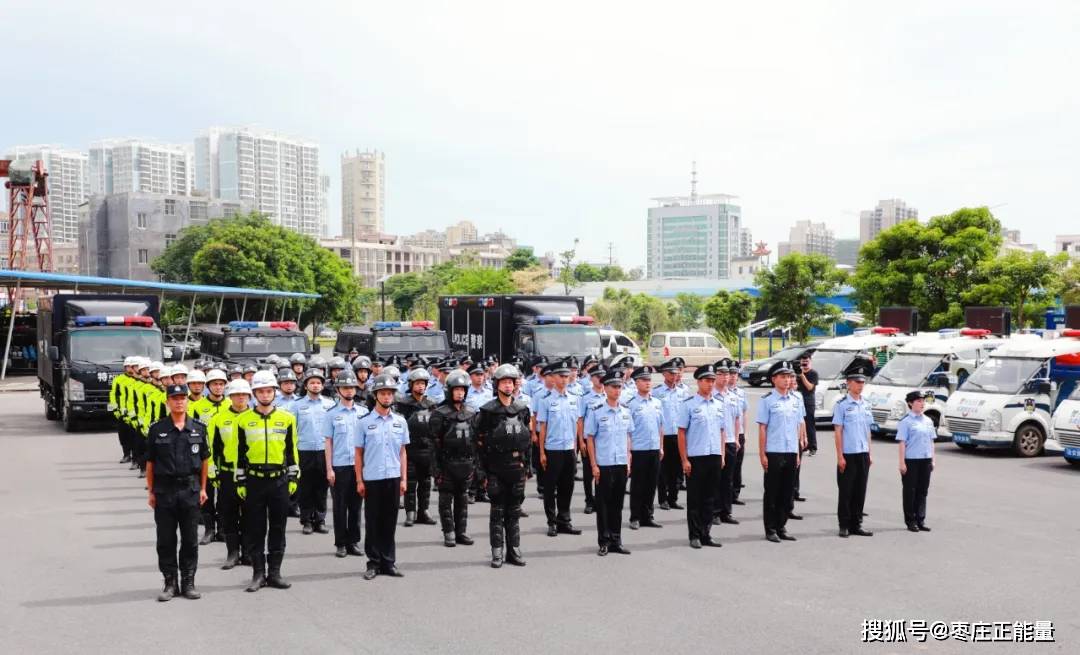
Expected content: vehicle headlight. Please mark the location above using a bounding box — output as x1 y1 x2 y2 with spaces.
66 378 85 402
889 399 907 420
815 390 824 409
987 410 1002 432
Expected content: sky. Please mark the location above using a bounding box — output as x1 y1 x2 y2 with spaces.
3 0 1078 268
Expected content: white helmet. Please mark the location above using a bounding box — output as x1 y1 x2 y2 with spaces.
225 379 252 397
148 361 164 373
383 365 401 380
206 369 228 383
123 355 140 367
187 370 207 384
136 357 150 370
250 370 279 390
158 365 173 377
171 364 189 376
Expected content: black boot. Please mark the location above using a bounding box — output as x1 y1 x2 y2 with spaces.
506 547 526 567
490 547 504 568
180 572 201 600
266 552 291 589
157 575 178 602
506 521 525 566
404 511 416 527
416 511 437 525
246 556 266 593
438 492 455 536
222 535 241 570
199 525 215 546
443 532 456 548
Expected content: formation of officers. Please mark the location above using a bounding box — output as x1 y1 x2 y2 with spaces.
108 348 935 602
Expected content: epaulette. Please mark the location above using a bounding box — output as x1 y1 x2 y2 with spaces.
762 391 773 398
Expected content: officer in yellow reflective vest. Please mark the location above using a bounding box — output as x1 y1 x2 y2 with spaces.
110 356 140 464
207 378 252 570
188 369 227 546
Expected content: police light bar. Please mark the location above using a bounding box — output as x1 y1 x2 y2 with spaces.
228 321 298 330
937 328 961 338
871 326 900 335
476 297 496 308
373 321 434 329
959 328 992 338
73 315 155 327
535 315 595 325
444 298 459 308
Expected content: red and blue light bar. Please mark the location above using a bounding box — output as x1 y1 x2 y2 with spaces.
535 315 595 325
374 321 434 329
872 326 900 335
228 321 298 330
960 328 992 337
74 315 155 327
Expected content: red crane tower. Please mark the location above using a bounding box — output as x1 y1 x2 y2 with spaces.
0 158 54 305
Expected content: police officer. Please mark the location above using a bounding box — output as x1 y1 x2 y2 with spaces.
430 370 478 547
465 364 493 411
235 371 299 591
729 362 750 506
833 371 874 538
396 368 438 527
293 368 335 535
207 379 251 569
277 369 299 406
537 358 582 537
713 359 742 525
325 357 347 400
352 356 373 406
626 365 663 530
677 364 725 549
758 362 805 543
577 365 606 515
477 364 530 568
109 356 139 464
324 370 368 558
289 353 307 379
654 357 689 510
585 369 633 556
146 383 209 601
188 369 226 546
897 390 935 532
355 374 409 580
426 360 450 404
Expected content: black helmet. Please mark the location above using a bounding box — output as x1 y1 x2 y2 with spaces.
445 370 470 390
371 374 398 393
493 363 522 381
303 368 326 386
336 370 360 388
352 356 372 372
278 369 297 383
329 356 347 370
289 353 307 365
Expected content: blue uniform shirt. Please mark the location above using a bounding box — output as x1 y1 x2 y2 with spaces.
756 391 803 453
732 387 748 434
655 381 690 436
326 402 369 467
677 393 725 456
537 389 580 451
425 378 445 405
585 401 631 466
292 394 335 451
524 374 543 398
355 410 410 481
714 389 740 444
579 388 604 420
896 413 935 459
465 385 493 411
832 395 872 454
627 393 663 451
530 386 552 416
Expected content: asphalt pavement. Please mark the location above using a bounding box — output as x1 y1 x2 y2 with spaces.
0 385 1077 654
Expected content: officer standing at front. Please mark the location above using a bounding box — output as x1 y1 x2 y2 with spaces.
833 372 874 538
897 390 935 532
206 379 251 570
757 362 805 543
626 365 663 530
324 370 368 558
536 358 582 537
576 366 606 515
430 370 479 547
677 364 725 549
714 360 742 525
146 383 209 601
654 358 689 511
293 369 335 535
396 368 438 527
585 370 633 556
355 374 409 580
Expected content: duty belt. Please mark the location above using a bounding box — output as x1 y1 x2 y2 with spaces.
155 474 195 484
248 464 286 478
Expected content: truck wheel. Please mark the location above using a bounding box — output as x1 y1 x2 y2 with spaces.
1012 424 1044 458
45 401 59 421
62 406 79 433
1068 459 1080 468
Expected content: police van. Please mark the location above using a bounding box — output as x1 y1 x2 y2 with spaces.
333 321 450 362
1044 330 1080 466
812 327 915 425
200 321 315 367
863 329 1004 438
944 331 1080 457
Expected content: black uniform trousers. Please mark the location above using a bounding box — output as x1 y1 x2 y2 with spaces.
531 442 544 494
658 435 681 505
488 464 525 548
437 460 473 536
298 450 328 526
580 449 595 508
686 454 721 542
901 458 932 527
363 477 401 571
763 452 797 535
716 442 739 518
131 432 147 469
732 434 746 500
791 416 815 505
595 465 628 547
217 473 244 555
200 481 217 532
837 452 870 530
542 449 576 528
331 465 362 547
117 421 133 459
405 450 433 514
628 449 660 522
154 479 201 577
244 475 289 571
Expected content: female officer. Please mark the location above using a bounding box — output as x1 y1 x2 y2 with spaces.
896 390 935 532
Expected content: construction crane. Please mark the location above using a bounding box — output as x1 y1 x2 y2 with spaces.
0 158 53 306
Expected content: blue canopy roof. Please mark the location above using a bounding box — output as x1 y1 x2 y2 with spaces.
0 269 320 301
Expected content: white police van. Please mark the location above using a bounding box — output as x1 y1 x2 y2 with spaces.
944 331 1080 457
864 329 1004 438
1046 329 1080 466
812 327 914 425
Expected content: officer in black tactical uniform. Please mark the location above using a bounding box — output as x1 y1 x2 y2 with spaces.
430 370 478 548
395 367 438 527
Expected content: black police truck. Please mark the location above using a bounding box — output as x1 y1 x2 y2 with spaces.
38 294 163 431
200 321 317 367
438 295 602 364
333 321 451 362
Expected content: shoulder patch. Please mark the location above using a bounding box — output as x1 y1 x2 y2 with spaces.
763 391 773 398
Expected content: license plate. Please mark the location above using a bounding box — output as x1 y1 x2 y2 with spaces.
953 433 972 444
1065 447 1080 459
740 372 750 379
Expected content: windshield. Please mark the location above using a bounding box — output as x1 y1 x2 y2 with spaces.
872 353 944 387
374 332 448 353
811 349 857 380
226 335 308 355
766 345 809 362
69 328 161 364
535 326 602 359
961 357 1043 394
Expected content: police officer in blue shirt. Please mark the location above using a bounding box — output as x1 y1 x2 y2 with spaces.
833 371 874 538
728 362 750 506
654 357 689 510
426 360 451 405
465 364 493 411
757 361 806 543
537 358 583 537
677 363 726 549
712 359 742 525
626 365 663 530
529 361 556 497
897 390 935 532
585 369 633 556
576 366 606 515
355 374 410 580
293 369 336 535
324 371 368 558
523 356 547 398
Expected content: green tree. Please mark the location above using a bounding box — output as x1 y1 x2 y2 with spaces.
671 293 704 330
443 267 517 294
703 290 756 342
558 243 579 295
626 266 644 281
384 272 426 320
587 287 674 342
849 206 1003 329
962 251 1069 328
598 264 626 281
1063 261 1080 305
755 253 845 342
573 262 602 282
505 247 540 271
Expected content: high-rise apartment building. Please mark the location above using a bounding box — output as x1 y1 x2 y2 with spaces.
341 150 385 241
88 139 192 196
777 220 836 259
859 198 918 244
646 193 741 279
5 145 89 244
738 227 753 258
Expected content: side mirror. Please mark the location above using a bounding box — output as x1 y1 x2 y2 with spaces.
1036 381 1052 395
48 346 59 361
609 341 619 355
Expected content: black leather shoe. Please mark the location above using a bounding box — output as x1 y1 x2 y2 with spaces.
557 525 582 535
907 524 920 533
336 546 348 558
689 538 702 549
266 572 291 589
658 502 670 511
787 512 803 520
404 512 415 527
417 512 437 525
765 533 781 543
301 523 314 535
120 455 131 463
157 576 178 602
547 525 558 537
583 504 594 515
702 539 722 548
455 533 474 546
850 528 874 537
628 520 640 530
517 508 529 517
597 544 608 556
640 519 663 528
347 544 364 556
778 531 797 541
221 551 240 570
506 548 526 567
198 528 214 545
381 566 404 578
314 523 330 534
918 524 931 532
669 502 684 510
732 499 746 506
711 516 722 526
245 573 266 592
491 548 504 568
180 575 201 600
443 533 457 547
362 567 378 580
609 544 631 555
720 515 739 525
838 528 849 538
288 506 301 518
794 495 807 502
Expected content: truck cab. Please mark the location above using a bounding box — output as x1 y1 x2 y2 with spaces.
944 332 1080 457
334 321 450 362
514 315 603 363
812 327 915 425
863 329 1004 438
200 321 315 367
